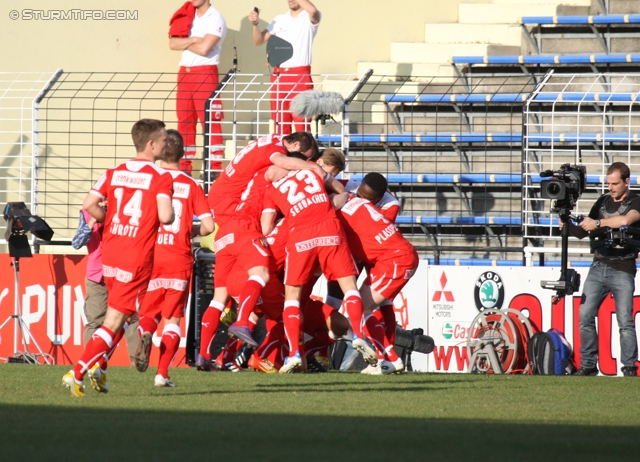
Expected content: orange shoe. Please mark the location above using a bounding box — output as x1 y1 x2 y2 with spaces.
248 353 277 374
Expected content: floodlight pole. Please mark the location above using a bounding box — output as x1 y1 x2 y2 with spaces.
0 257 53 364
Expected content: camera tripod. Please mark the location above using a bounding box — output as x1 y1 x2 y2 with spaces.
0 256 53 364
540 213 581 304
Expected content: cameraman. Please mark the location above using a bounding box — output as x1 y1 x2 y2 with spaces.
561 162 640 376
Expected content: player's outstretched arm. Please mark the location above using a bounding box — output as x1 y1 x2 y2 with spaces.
265 165 290 182
325 176 345 194
157 196 175 225
271 153 326 178
331 192 349 211
83 192 106 223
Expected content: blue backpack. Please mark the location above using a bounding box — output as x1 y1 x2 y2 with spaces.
528 328 577 375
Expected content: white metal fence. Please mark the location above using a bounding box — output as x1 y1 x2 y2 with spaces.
523 72 640 250
0 70 62 248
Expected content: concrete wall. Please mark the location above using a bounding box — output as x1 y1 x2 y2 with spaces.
1 0 467 75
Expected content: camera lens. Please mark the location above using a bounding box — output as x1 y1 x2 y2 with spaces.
547 182 562 197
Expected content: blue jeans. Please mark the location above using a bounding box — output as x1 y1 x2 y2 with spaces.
579 261 638 368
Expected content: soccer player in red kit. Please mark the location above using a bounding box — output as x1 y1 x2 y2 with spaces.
135 129 214 387
197 166 274 369
335 172 419 375
262 155 377 373
207 132 323 228
63 119 175 397
325 173 400 311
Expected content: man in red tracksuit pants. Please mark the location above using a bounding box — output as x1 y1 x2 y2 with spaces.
170 0 227 175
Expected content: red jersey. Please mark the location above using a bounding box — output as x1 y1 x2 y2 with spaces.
154 169 212 272
232 167 269 222
263 169 334 231
265 216 289 272
208 134 286 205
340 179 400 222
91 160 173 268
337 196 415 265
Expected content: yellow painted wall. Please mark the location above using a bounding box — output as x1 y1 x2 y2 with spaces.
1 0 466 74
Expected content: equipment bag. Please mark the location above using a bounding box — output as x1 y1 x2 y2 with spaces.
528 328 576 375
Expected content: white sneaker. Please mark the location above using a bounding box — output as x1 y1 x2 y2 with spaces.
352 337 378 365
279 352 302 373
361 363 383 375
381 358 404 375
154 374 176 387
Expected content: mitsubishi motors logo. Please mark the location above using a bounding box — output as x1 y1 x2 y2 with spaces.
432 271 454 302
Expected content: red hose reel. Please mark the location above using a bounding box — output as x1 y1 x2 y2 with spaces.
466 308 537 374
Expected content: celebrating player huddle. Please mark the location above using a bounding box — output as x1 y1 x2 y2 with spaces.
63 118 417 397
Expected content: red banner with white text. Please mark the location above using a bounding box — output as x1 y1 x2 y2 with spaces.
0 254 188 367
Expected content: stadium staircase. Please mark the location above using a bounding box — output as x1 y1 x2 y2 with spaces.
319 0 640 264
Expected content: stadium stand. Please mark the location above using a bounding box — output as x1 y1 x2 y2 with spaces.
5 0 638 266
520 14 640 54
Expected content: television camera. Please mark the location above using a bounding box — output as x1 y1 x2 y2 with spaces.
538 164 587 302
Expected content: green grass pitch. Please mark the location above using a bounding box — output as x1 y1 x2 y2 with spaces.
1 363 638 461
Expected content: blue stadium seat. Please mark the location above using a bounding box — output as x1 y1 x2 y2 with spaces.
382 92 640 104
421 258 597 267
317 133 520 144
519 14 640 26
450 53 640 66
533 92 640 102
319 131 639 145
395 215 522 226
394 215 565 227
382 93 528 103
347 172 640 185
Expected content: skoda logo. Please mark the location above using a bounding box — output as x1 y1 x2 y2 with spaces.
474 271 505 312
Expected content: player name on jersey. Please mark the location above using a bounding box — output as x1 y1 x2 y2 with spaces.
290 193 327 217
109 222 139 238
375 223 398 244
157 232 175 245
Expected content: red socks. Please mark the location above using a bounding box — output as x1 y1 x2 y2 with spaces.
236 275 266 327
365 309 399 362
74 326 114 380
138 316 159 338
256 319 285 359
364 313 387 361
283 300 301 357
199 300 225 359
343 290 365 338
157 324 181 378
380 303 397 346
96 322 128 370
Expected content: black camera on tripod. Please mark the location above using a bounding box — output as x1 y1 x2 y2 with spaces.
539 164 587 301
540 164 587 216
